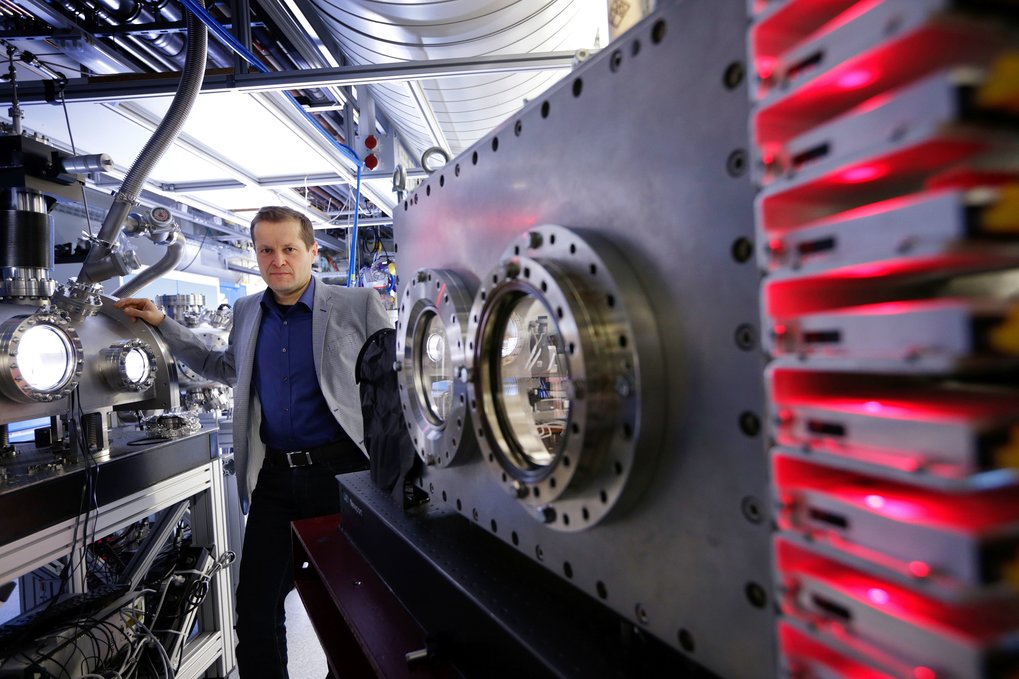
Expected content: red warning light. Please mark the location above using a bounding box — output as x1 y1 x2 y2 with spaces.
364 154 379 171
364 134 378 150
913 667 937 679
836 68 877 90
908 561 931 579
839 164 886 183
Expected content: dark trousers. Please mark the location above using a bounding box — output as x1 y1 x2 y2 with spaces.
235 451 368 679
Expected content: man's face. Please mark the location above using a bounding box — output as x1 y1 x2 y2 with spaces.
253 218 318 304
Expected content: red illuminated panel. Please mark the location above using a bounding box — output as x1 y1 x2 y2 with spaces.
760 139 988 235
770 369 1019 421
768 370 1019 479
764 275 900 317
751 0 865 67
776 540 1019 640
756 20 1009 146
779 623 894 679
773 455 1019 530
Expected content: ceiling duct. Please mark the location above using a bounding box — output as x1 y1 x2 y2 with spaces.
300 0 604 159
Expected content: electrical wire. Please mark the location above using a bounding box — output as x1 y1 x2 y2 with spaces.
180 230 208 271
59 88 95 238
0 40 95 240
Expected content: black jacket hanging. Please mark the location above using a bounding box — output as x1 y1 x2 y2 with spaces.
355 327 422 506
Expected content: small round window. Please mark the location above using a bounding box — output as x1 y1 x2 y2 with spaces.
418 310 454 423
495 294 570 470
19 324 75 392
397 268 478 468
123 347 152 386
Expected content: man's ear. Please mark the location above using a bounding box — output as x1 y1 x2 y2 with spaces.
310 241 319 257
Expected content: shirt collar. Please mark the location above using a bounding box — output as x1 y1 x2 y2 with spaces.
261 276 316 313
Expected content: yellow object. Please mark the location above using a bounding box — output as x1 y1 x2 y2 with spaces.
990 305 1019 356
976 53 1019 113
996 425 1019 470
981 185 1019 234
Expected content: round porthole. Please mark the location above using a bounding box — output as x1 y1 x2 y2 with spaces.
466 225 663 531
397 269 477 466
0 308 84 402
100 339 157 391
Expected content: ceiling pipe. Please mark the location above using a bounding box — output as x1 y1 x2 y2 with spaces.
79 0 208 285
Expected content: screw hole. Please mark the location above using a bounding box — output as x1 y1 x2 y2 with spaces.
723 61 745 90
541 101 550 118
572 78 583 97
745 582 767 609
731 237 753 263
651 19 666 44
727 149 747 177
739 411 761 437
609 49 622 72
679 629 695 653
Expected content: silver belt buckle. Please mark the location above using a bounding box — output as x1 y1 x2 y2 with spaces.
286 450 313 467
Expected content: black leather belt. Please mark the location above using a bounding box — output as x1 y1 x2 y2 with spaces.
264 440 362 468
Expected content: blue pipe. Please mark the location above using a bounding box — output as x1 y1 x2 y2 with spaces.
347 164 361 287
177 0 366 286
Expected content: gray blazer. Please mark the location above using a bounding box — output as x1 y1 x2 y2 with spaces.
158 280 393 509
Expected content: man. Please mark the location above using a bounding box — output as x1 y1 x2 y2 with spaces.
116 205 392 678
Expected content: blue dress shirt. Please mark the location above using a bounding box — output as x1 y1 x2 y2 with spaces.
253 277 348 450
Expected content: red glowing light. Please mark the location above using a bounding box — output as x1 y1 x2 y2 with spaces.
757 56 777 80
839 164 886 183
768 238 785 254
867 588 890 605
863 401 882 413
913 667 937 679
864 494 885 509
908 561 931 579
837 68 876 90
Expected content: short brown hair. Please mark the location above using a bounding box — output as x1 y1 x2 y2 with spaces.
250 206 315 248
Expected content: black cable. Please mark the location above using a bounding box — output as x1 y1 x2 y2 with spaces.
56 77 95 238
180 228 209 272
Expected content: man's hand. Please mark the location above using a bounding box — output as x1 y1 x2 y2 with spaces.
114 297 166 327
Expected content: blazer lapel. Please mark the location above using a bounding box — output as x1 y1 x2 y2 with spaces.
312 283 332 377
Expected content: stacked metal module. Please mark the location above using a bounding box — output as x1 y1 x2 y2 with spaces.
749 0 1019 676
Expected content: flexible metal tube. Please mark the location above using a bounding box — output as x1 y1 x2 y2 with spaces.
111 230 186 298
80 0 207 284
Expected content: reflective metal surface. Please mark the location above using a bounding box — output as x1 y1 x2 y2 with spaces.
397 268 476 467
394 3 770 675
0 298 180 425
466 225 661 530
0 308 83 402
100 338 157 391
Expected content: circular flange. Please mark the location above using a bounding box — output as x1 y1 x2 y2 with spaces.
100 338 158 391
0 307 84 403
466 225 661 532
397 268 477 467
